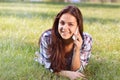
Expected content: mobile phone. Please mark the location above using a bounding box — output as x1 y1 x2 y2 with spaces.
72 27 78 40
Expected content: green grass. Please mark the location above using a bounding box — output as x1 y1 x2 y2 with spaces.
0 2 120 80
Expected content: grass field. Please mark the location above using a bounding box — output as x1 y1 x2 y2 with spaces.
0 2 120 80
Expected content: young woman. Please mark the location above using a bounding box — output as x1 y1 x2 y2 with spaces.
35 5 92 80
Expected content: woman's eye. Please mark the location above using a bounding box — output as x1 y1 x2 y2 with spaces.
69 23 73 26
60 21 65 25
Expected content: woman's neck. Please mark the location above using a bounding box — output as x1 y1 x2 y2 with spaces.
63 37 73 45
63 38 74 55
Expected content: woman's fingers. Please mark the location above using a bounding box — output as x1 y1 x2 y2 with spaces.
77 33 82 41
78 72 88 80
78 72 85 77
73 33 83 50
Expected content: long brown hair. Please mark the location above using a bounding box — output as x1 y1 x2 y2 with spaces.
48 5 84 72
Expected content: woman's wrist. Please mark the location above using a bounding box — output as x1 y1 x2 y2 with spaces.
74 48 80 55
57 71 70 78
57 70 85 80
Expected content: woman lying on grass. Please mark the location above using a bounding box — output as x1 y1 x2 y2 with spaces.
35 5 93 80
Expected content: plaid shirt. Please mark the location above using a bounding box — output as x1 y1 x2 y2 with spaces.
37 30 93 72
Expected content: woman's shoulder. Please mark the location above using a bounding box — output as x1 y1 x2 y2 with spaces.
41 29 52 38
83 32 92 40
82 32 93 51
39 29 52 44
83 32 93 45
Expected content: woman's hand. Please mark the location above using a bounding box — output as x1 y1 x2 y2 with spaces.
57 70 86 80
67 71 85 80
73 32 83 51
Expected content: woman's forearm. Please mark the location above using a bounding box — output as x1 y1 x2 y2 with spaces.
71 49 81 71
56 70 85 80
57 70 69 78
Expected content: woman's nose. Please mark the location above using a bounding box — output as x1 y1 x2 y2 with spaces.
63 24 68 30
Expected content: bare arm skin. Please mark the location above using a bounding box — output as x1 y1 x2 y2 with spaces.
56 70 85 80
71 49 81 71
71 31 83 71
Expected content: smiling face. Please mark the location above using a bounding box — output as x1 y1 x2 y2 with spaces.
58 13 78 40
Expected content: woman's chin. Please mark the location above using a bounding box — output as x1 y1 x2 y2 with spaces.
62 37 72 40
